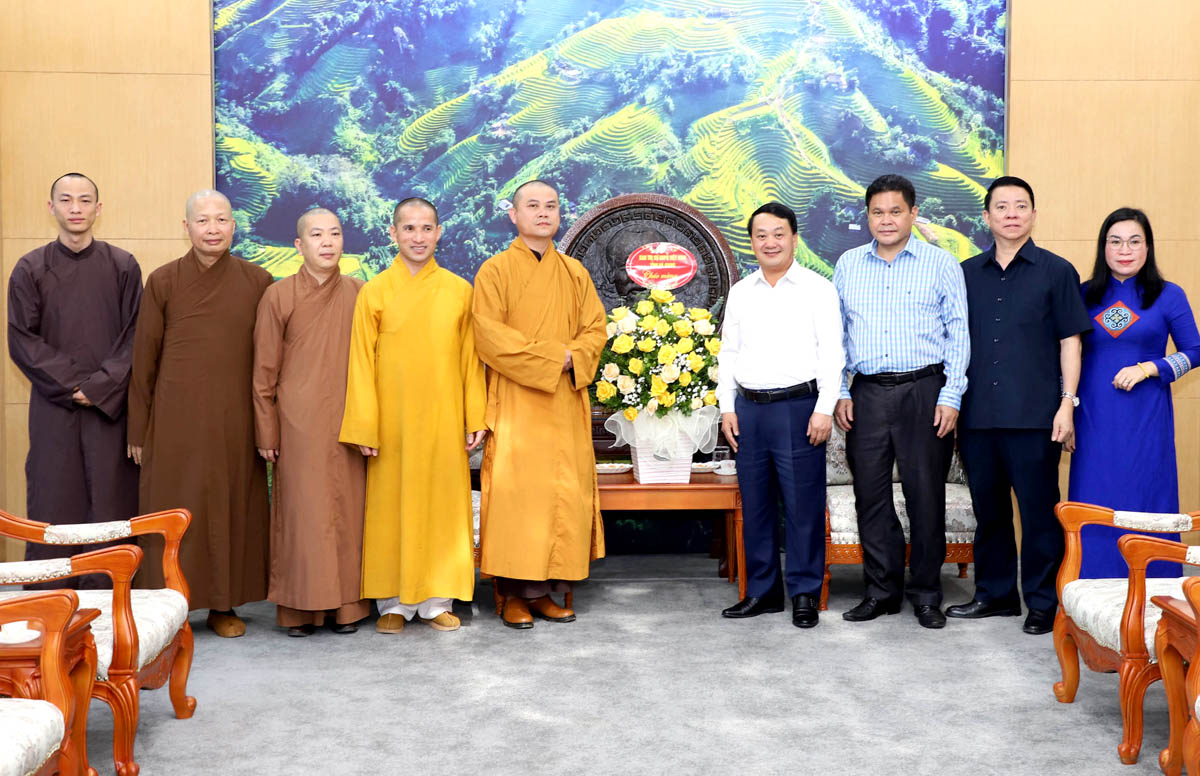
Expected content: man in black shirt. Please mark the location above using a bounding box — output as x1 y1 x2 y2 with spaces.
946 176 1092 635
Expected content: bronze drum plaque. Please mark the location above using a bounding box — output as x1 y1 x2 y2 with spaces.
560 193 738 316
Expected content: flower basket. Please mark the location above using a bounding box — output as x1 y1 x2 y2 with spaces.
630 431 693 484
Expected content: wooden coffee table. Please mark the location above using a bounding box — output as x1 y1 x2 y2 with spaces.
597 472 746 598
0 606 100 776
1153 594 1199 776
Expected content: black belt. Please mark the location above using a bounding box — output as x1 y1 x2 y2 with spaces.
737 380 817 404
855 363 944 387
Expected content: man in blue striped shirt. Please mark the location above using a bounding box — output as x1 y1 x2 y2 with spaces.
832 174 970 630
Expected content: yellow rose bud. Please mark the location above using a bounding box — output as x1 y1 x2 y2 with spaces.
638 314 658 332
649 288 674 303
611 334 635 354
596 381 617 402
679 370 692 387
669 302 685 315
623 406 639 422
651 375 668 395
602 362 620 381
687 353 705 372
705 338 721 355
635 300 654 316
606 322 618 339
611 306 630 321
628 357 644 375
655 319 671 338
677 336 694 354
660 391 676 407
673 319 693 337
638 338 656 352
661 364 681 383
688 307 712 321
657 344 677 365
704 391 717 406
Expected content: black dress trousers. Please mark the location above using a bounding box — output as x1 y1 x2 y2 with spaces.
957 428 1063 612
846 373 953 605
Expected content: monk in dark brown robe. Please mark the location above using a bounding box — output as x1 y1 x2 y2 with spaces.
252 208 368 637
7 173 141 589
127 189 272 637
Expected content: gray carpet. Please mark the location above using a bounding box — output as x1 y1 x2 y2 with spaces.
77 557 1170 775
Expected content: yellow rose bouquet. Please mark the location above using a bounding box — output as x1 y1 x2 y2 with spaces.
592 288 723 477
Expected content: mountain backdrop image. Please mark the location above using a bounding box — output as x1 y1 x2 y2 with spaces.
213 0 1006 282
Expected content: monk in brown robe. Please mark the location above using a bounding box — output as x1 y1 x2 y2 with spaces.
253 208 368 637
7 173 141 588
127 189 272 638
472 179 607 629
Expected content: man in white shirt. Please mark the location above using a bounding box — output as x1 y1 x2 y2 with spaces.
717 202 845 628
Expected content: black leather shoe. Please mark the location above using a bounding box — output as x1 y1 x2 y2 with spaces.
945 599 1021 619
792 595 819 629
722 595 785 618
914 604 946 629
1023 607 1056 635
842 597 902 621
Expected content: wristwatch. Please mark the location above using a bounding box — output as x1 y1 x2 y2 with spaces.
1061 391 1080 408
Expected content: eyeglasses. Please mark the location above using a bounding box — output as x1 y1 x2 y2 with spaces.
1106 236 1146 250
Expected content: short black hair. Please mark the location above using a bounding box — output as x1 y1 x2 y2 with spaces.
512 179 558 205
864 174 915 210
393 197 438 226
746 202 797 236
50 172 98 200
984 176 1036 210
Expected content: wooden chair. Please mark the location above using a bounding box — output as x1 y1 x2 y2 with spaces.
0 510 195 776
1181 576 1200 776
1143 544 1200 776
0 588 97 776
1052 502 1200 764
820 426 972 610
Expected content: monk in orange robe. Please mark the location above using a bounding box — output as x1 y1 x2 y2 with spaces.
253 208 368 637
472 179 607 629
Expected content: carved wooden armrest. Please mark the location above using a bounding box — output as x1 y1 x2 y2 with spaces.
127 509 192 603
1115 534 1194 659
1055 502 1200 591
1181 578 1200 708
0 589 80 718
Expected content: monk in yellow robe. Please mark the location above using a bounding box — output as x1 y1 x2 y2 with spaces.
253 208 368 637
472 179 607 629
339 197 486 634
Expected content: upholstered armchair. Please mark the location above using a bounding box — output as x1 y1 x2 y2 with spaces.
0 588 97 776
1052 502 1200 765
0 509 195 776
1180 576 1200 776
820 426 974 610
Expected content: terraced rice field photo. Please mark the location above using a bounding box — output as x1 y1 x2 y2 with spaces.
213 0 1006 281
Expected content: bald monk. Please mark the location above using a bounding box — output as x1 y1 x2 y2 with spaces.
128 189 272 637
472 179 607 629
340 198 486 634
253 208 368 637
8 173 142 587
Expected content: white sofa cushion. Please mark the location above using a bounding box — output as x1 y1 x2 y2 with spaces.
1061 577 1184 659
827 483 976 545
0 589 188 681
0 698 63 776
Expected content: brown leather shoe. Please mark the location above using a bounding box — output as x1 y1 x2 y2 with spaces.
375 614 406 634
423 612 461 632
502 598 533 629
529 595 576 623
206 610 246 638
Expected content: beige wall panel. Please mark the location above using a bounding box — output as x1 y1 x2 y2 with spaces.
3 538 22 563
1176 399 1200 508
1007 81 1200 243
0 1 211 75
4 402 28 515
1010 0 1200 81
0 72 214 240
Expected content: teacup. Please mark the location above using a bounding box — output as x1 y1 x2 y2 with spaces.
716 460 737 476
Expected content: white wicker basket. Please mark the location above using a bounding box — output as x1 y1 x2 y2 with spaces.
630 431 692 484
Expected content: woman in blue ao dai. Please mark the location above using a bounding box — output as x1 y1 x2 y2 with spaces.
1069 208 1200 577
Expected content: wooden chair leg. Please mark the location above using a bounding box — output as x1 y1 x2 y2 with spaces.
819 563 831 611
724 512 735 583
1052 613 1080 703
957 562 968 578
100 677 141 776
1118 661 1159 765
1157 634 1186 776
1181 722 1200 776
64 639 98 776
169 624 197 719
